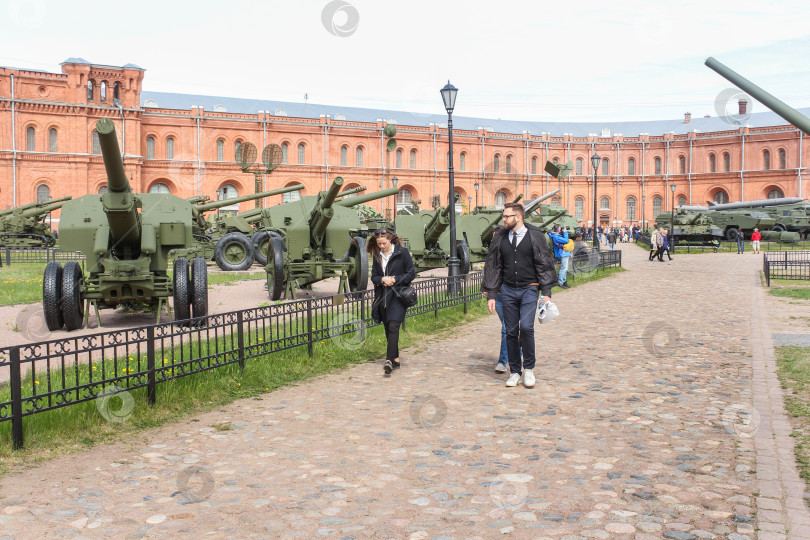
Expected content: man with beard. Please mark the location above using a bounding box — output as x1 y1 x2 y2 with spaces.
482 203 557 388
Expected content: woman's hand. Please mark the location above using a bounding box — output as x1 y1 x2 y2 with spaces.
381 276 396 286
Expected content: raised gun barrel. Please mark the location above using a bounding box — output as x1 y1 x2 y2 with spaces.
20 200 69 219
336 185 368 199
687 212 704 225
539 211 567 230
334 186 399 207
424 203 453 246
97 117 140 252
523 189 562 217
706 197 805 212
186 195 210 204
0 196 72 218
705 57 810 136
310 177 345 242
193 185 305 216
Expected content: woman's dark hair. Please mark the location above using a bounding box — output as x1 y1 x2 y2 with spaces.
366 228 402 260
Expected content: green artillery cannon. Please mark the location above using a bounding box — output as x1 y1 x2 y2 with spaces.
257 176 398 299
170 185 305 270
0 196 71 248
654 209 724 243
335 185 367 199
395 196 463 273
43 118 208 331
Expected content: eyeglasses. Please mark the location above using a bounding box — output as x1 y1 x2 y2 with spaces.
502 214 517 219
373 228 389 236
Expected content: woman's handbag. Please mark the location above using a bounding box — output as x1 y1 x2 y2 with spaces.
393 285 418 307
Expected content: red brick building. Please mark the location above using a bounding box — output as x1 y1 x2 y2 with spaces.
1 59 808 227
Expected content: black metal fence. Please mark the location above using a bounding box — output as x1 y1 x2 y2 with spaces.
0 248 85 267
0 272 483 449
763 251 810 286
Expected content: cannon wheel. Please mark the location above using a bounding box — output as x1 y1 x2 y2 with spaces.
348 236 369 291
457 241 471 275
173 258 191 324
266 236 286 301
772 224 785 232
725 228 739 241
215 232 255 271
190 257 208 324
61 260 85 331
42 261 64 331
251 230 284 267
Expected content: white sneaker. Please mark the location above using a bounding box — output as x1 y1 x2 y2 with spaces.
505 373 521 387
523 369 535 388
495 363 508 373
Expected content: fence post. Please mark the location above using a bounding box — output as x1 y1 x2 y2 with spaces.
10 347 24 449
434 280 438 319
237 311 245 370
307 298 313 357
463 274 468 314
146 326 156 405
5 249 10 267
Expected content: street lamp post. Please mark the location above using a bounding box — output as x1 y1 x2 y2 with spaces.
591 154 601 249
670 183 676 255
440 81 460 294
474 181 479 212
642 194 646 233
468 196 472 214
391 177 398 220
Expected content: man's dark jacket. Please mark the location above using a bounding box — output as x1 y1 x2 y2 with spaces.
482 224 557 298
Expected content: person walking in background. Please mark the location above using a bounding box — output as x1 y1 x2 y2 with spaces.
368 228 416 375
659 229 673 261
607 229 617 251
482 203 557 388
548 225 572 289
649 227 660 261
751 228 761 254
736 227 745 254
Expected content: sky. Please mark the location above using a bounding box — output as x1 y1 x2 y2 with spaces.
2 0 810 123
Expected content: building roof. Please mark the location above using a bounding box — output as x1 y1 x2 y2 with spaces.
140 90 810 138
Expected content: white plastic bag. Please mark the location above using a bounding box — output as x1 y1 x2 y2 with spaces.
537 300 559 324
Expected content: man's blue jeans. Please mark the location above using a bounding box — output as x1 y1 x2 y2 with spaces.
737 240 744 253
558 255 570 286
500 284 539 375
609 242 615 251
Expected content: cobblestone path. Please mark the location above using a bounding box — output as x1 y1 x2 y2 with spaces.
1 246 809 539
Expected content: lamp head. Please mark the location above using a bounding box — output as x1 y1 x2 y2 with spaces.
440 81 458 113
591 154 601 170
474 182 479 192
671 183 676 193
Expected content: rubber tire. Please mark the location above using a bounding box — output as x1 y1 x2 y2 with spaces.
725 228 739 241
772 224 785 232
173 258 191 324
190 257 208 324
61 260 85 331
348 236 369 291
42 261 64 331
457 241 471 275
251 231 269 266
266 236 285 301
214 232 255 271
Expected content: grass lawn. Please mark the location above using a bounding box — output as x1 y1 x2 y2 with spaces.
774 346 810 486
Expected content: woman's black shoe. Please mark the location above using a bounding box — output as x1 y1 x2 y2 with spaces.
392 360 401 369
384 360 393 374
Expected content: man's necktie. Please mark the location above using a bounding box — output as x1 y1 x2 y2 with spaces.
511 232 517 249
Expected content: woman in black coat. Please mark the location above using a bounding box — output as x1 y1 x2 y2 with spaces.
368 228 416 374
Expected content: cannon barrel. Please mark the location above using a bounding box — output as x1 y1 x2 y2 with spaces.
705 57 810 137
523 189 562 216
706 197 805 211
193 184 304 215
512 194 523 204
186 195 210 204
481 214 505 245
334 186 399 207
539 211 568 230
424 204 453 245
310 177 345 241
687 212 704 225
0 196 72 218
97 118 140 250
20 200 68 219
336 185 368 199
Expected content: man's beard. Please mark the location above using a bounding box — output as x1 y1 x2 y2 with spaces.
506 220 519 231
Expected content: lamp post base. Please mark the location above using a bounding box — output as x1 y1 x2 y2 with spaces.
447 257 461 296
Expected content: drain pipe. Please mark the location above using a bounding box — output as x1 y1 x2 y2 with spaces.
615 140 620 223
433 127 438 203
11 74 17 206
480 132 485 205
740 130 745 201
799 130 804 198
261 110 267 205
114 98 125 157
323 117 328 193
688 133 693 203
525 134 530 199
665 137 670 210
196 106 202 197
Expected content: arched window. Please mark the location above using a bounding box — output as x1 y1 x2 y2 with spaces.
600 196 610 210
281 143 288 164
763 150 771 170
506 155 512 174
626 197 637 221
574 158 583 175
355 147 363 167
460 152 466 172
113 82 120 101
36 184 50 202
166 137 174 160
601 158 609 176
652 196 662 216
92 131 100 154
494 191 507 206
574 197 584 220
26 126 35 151
395 149 402 168
627 157 635 175
98 185 108 194
216 139 225 161
768 188 784 199
551 196 561 206
493 154 500 173
713 191 729 204
146 136 155 159
100 81 107 102
87 80 94 101
723 152 730 172
532 156 538 174
149 183 170 194
397 188 413 209
235 140 242 162
779 149 787 169
410 149 416 169
341 146 348 166
283 189 301 203
709 153 716 173
679 155 686 174
654 157 662 175
677 195 686 206
217 184 239 211
49 128 57 152
297 143 305 164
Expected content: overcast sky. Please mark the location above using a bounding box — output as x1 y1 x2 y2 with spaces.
3 0 810 123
